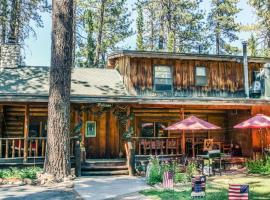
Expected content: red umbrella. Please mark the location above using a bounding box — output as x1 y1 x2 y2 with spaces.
165 116 221 157
234 114 270 155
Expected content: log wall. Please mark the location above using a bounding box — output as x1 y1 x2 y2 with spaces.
115 56 263 95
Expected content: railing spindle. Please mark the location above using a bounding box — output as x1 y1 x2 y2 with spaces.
143 139 146 155
42 139 45 157
12 139 15 158
138 139 141 155
29 139 32 157
5 139 8 158
19 139 22 157
35 139 38 157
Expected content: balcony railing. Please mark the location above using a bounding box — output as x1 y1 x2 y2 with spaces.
0 136 78 160
131 137 181 156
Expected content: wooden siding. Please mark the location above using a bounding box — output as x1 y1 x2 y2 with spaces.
115 56 263 96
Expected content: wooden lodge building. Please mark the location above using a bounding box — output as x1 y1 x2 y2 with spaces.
0 43 270 168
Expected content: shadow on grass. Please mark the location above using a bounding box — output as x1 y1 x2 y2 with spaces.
141 186 228 200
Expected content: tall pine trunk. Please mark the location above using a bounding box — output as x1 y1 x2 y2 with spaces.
216 32 220 55
44 0 73 181
9 0 21 43
0 0 8 43
94 0 105 67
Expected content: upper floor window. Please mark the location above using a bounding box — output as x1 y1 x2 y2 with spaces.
154 66 173 91
195 66 207 86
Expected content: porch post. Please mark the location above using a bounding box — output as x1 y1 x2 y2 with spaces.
181 108 185 155
23 104 29 162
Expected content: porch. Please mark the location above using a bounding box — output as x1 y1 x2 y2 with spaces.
0 136 79 165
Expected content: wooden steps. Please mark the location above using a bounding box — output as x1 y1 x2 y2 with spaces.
81 159 128 176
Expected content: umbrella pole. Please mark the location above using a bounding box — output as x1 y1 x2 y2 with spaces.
260 128 264 156
192 131 195 158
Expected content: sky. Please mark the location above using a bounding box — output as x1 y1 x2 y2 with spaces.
24 0 257 66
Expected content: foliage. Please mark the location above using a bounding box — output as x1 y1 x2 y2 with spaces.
207 0 240 54
136 3 144 50
249 0 270 56
248 34 258 56
122 127 134 141
140 0 205 53
0 167 42 179
147 157 162 185
0 0 50 44
146 157 198 186
246 156 270 174
75 0 133 67
186 161 197 179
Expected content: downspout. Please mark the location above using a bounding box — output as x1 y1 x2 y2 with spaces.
242 41 249 98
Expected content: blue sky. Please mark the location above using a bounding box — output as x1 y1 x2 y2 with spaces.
24 0 257 66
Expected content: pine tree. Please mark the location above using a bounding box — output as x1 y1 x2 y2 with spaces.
248 34 258 56
44 0 73 181
136 3 144 50
76 0 132 68
208 0 240 55
249 0 270 57
167 31 175 52
141 0 204 53
0 0 50 44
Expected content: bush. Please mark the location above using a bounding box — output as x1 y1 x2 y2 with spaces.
147 157 162 185
246 156 270 174
146 157 197 185
0 167 42 179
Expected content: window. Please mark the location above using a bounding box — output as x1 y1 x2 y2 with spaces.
195 66 207 86
141 122 168 137
154 66 173 91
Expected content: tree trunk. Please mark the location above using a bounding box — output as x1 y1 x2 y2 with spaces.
216 32 220 55
8 0 21 43
0 0 8 43
93 0 105 67
44 0 73 181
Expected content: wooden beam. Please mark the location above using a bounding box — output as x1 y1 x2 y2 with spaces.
23 105 29 162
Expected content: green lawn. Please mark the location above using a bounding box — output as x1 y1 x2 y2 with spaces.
141 174 270 200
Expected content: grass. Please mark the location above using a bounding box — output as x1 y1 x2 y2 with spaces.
141 174 270 200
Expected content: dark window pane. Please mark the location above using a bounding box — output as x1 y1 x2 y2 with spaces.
141 122 154 137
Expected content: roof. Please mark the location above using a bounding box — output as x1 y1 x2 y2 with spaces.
0 66 128 100
108 50 270 63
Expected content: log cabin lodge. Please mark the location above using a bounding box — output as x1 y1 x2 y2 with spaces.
0 43 270 170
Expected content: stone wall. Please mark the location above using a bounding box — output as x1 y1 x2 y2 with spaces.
0 44 20 68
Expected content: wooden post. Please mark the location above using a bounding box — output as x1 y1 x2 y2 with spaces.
75 137 81 177
23 105 29 162
181 108 185 154
126 141 135 176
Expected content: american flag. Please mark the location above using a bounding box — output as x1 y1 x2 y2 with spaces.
163 171 174 189
229 184 249 200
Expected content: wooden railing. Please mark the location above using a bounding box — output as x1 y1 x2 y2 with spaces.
131 137 181 156
0 136 78 159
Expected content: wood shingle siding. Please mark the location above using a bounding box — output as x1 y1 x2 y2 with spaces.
116 57 263 96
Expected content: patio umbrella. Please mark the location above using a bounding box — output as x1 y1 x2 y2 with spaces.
234 114 270 155
165 116 221 158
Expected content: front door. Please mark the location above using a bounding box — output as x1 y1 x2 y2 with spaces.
84 111 121 159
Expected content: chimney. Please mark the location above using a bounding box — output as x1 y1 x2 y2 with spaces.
242 41 249 98
0 43 20 68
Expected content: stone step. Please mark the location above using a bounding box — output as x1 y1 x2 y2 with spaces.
82 165 128 171
81 170 129 176
83 159 127 167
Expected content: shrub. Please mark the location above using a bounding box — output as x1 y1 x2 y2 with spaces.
186 162 197 179
246 156 270 174
147 157 162 185
146 157 197 185
0 167 42 179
